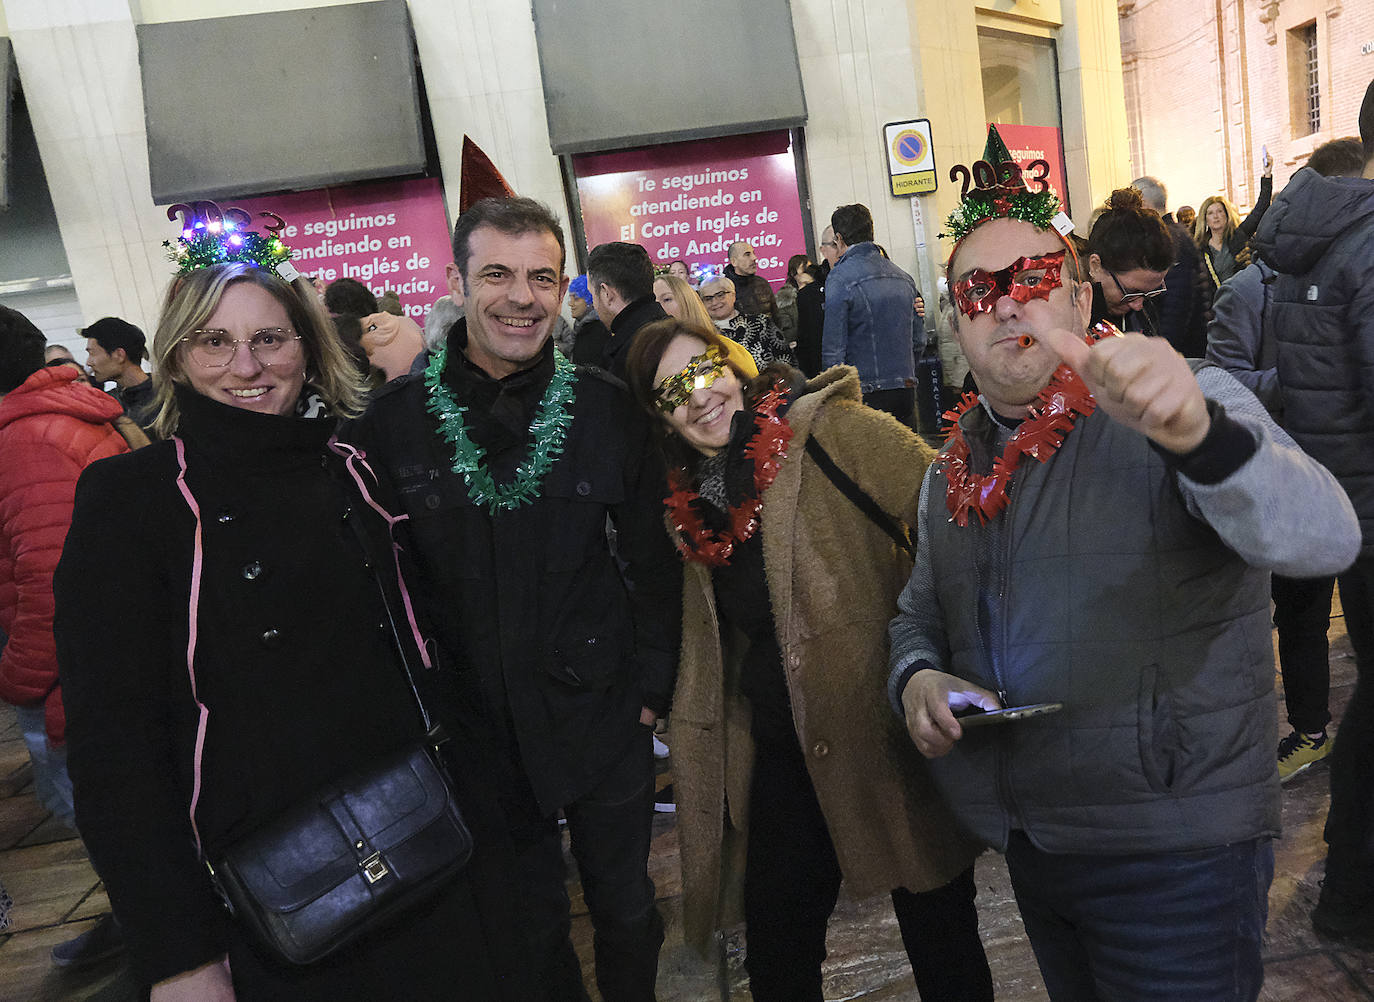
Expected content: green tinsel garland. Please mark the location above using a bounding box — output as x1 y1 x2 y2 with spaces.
941 188 1063 243
164 231 293 276
424 344 577 513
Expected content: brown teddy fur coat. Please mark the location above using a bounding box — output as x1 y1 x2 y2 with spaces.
670 365 982 955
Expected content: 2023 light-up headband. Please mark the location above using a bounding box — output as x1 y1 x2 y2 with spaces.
941 126 1078 311
655 344 728 413
952 251 1066 319
163 200 299 281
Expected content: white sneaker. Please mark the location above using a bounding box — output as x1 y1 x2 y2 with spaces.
653 783 676 813
652 735 670 759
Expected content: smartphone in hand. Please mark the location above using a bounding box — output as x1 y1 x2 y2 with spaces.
953 702 1064 727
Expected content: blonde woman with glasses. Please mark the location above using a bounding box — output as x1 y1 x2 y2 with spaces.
54 256 530 1001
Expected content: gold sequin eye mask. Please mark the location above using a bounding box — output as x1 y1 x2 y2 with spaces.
655 345 727 413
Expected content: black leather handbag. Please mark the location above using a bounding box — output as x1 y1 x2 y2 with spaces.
208 734 471 966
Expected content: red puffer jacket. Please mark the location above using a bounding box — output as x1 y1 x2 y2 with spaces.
0 366 129 744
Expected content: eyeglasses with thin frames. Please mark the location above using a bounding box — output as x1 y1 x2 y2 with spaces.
181 328 303 368
1106 268 1167 305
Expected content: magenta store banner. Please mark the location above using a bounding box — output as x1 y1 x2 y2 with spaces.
573 131 807 290
232 177 452 321
989 123 1070 215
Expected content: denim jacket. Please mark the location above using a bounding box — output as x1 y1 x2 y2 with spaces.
821 242 924 393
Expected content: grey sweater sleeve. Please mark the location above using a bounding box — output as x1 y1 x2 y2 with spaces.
1176 366 1360 577
887 466 947 715
1205 264 1280 415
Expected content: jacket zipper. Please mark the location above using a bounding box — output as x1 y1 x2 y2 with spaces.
993 503 1022 832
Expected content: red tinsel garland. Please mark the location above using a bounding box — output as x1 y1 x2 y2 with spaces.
664 385 792 566
936 323 1118 526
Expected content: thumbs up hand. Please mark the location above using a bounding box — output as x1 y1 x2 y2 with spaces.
1038 326 1211 455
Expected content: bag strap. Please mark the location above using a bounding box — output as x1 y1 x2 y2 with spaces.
1203 247 1222 289
803 436 914 560
327 437 438 734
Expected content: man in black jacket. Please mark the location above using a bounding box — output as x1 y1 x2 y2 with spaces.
352 198 680 1001
1252 81 1374 943
587 241 667 379
83 316 156 434
723 240 779 322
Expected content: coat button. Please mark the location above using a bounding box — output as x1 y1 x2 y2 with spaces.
216 507 235 524
576 480 591 497
241 561 263 580
425 494 441 510
812 741 829 758
788 653 801 670
260 628 281 647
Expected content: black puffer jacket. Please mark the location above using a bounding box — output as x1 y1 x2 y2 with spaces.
1253 167 1374 554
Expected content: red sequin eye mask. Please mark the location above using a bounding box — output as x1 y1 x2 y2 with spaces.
952 251 1066 318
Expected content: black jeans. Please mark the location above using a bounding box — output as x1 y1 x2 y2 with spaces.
862 387 915 426
504 729 663 1002
742 729 991 1002
1326 555 1374 878
1272 572 1336 733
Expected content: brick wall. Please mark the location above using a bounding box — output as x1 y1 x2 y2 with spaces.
1121 0 1373 222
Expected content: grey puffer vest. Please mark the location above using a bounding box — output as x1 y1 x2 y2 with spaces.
924 403 1279 854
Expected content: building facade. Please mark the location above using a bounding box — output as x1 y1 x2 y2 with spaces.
1120 0 1374 219
1 0 1131 350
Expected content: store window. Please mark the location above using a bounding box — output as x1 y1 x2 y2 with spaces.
978 28 1070 213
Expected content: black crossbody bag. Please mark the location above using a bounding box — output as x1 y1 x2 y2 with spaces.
207 627 472 966
804 435 915 559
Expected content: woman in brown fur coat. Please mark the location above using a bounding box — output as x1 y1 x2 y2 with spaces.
625 319 990 1002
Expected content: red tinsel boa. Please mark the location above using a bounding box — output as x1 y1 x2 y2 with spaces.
936 323 1118 526
664 384 792 566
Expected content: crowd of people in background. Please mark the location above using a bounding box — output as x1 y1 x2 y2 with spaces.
0 82 1372 1002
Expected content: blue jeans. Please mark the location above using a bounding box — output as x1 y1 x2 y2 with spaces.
15 703 76 831
1005 831 1273 1001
